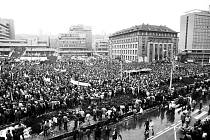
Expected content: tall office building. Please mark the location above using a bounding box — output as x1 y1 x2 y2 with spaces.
58 25 93 57
0 18 15 39
109 24 178 63
179 7 210 63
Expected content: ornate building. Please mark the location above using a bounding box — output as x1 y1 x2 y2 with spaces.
109 24 178 62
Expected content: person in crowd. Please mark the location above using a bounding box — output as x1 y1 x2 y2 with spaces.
185 115 191 128
85 128 91 140
144 119 150 133
57 113 62 130
104 126 111 140
43 120 50 137
12 129 20 140
95 125 101 140
6 130 12 140
181 112 186 126
17 123 25 140
63 114 68 131
112 128 122 140
199 99 203 112
0 57 209 140
149 120 154 136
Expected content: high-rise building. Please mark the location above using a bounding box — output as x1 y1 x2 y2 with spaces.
179 7 210 63
58 25 93 57
0 18 15 39
69 25 92 50
109 24 178 62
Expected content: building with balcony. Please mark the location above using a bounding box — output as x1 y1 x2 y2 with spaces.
58 25 93 57
179 7 210 63
0 18 15 40
109 24 178 63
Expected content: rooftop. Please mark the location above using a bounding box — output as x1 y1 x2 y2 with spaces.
110 24 177 37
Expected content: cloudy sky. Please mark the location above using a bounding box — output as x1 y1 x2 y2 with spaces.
0 0 209 35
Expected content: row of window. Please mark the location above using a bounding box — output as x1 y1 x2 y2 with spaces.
112 43 138 49
112 55 138 61
60 41 85 44
112 49 138 55
61 44 86 47
111 32 177 43
112 37 138 44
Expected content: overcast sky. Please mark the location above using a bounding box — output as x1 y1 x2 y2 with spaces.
0 0 209 35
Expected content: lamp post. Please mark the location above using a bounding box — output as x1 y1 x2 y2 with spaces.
169 60 173 91
120 46 123 81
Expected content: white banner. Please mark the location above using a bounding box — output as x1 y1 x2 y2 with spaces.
70 78 91 87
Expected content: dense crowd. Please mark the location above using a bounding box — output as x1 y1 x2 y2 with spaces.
180 114 210 140
0 57 209 139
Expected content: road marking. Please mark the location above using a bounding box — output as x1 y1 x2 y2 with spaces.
148 127 173 140
164 127 169 130
194 111 208 119
174 126 177 140
149 121 183 140
156 130 163 135
148 122 181 140
148 106 209 140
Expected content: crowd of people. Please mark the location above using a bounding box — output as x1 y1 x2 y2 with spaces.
0 56 209 139
180 116 210 140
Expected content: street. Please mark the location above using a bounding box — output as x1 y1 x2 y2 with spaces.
111 95 210 140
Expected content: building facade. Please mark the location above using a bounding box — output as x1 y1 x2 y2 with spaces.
94 38 109 56
58 25 93 57
109 24 178 63
0 39 57 60
179 8 210 63
0 18 15 40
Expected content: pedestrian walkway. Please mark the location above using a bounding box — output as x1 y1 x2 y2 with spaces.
148 105 210 140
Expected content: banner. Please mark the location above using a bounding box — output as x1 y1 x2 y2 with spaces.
54 68 66 73
70 78 91 87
